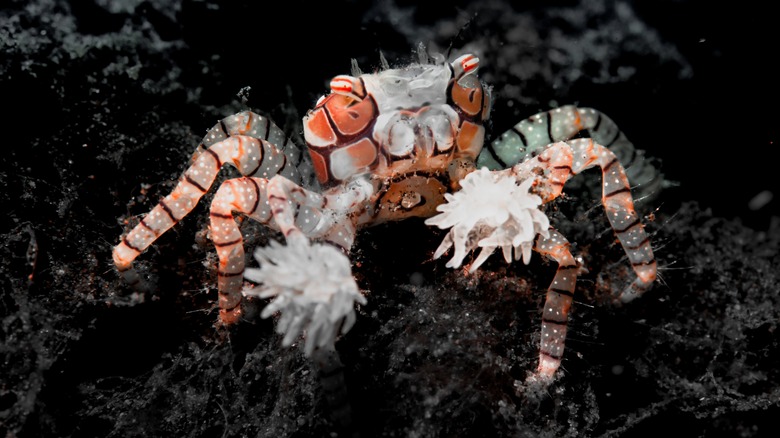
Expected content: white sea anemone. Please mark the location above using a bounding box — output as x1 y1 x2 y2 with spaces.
425 167 550 272
243 238 366 357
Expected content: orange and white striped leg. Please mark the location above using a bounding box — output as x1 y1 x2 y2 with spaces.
532 228 578 381
512 139 657 301
210 177 271 324
189 110 307 181
113 135 294 287
209 175 330 324
566 138 657 301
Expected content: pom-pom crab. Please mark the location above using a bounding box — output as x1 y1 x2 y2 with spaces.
113 49 657 381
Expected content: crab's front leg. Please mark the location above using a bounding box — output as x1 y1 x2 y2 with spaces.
209 175 331 324
211 173 373 324
239 180 372 433
266 175 372 251
530 228 578 381
511 139 657 301
424 168 579 382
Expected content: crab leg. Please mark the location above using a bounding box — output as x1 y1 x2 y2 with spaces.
209 177 271 324
190 110 306 177
113 128 300 282
265 176 325 243
267 175 374 252
209 176 327 324
531 228 578 380
566 138 657 301
480 106 660 192
513 138 657 301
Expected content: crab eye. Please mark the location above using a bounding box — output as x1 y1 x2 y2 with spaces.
451 54 479 81
330 75 366 101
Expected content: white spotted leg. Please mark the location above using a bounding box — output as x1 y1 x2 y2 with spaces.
511 138 657 302
530 228 578 380
480 105 662 195
113 109 307 310
509 139 657 380
209 175 330 324
564 138 657 301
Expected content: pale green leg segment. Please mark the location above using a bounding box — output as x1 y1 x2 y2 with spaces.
478 105 584 169
479 105 661 194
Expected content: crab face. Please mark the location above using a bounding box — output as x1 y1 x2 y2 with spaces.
303 56 492 188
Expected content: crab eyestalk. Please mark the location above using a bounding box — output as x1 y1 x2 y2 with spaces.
451 54 479 80
330 74 366 101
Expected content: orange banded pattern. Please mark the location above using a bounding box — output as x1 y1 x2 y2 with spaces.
303 55 491 187
501 138 656 379
113 111 307 317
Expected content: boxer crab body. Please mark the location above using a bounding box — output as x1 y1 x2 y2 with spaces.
114 52 657 382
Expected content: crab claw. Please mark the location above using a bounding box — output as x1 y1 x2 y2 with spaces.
330 75 366 101
451 54 479 80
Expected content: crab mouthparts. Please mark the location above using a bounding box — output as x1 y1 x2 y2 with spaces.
378 106 457 158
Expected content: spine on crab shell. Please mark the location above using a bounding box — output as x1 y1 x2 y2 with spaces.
478 106 663 197
113 111 303 281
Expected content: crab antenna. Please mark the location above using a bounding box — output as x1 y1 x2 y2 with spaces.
350 58 362 77
451 54 479 80
330 75 366 101
379 50 390 70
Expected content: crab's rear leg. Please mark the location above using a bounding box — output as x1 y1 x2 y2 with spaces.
530 228 578 381
515 139 657 302
190 110 307 178
113 118 300 287
480 106 660 193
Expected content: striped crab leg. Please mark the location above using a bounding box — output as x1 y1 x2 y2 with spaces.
208 175 326 323
113 111 302 295
265 176 374 252
480 106 661 194
509 139 657 380
209 173 374 323
209 177 273 324
513 138 657 301
531 228 578 380
189 110 307 177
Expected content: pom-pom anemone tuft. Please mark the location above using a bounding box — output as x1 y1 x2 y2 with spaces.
243 238 366 356
425 167 550 272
